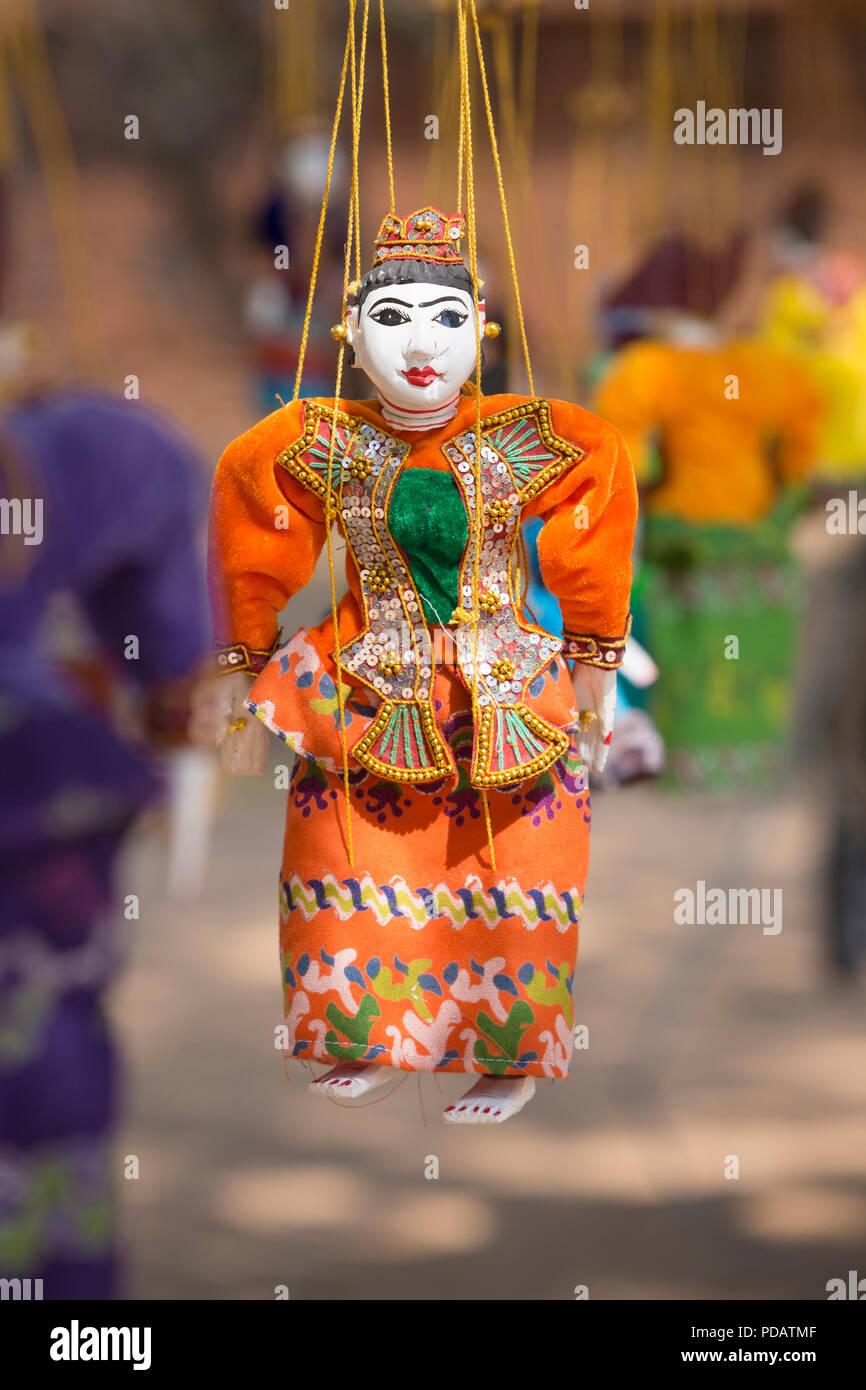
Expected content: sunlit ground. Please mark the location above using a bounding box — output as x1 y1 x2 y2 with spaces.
113 742 866 1300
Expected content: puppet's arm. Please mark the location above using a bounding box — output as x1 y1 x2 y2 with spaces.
205 405 328 772
526 403 638 772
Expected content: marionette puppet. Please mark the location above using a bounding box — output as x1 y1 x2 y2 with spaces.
207 4 637 1125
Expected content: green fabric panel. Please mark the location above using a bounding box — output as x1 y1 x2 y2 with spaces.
641 516 803 789
389 468 469 625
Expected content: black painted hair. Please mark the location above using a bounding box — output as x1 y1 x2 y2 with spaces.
349 257 477 313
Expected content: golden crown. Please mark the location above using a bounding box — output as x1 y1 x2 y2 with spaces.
373 206 466 267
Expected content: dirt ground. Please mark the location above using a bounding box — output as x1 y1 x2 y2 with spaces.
113 755 866 1300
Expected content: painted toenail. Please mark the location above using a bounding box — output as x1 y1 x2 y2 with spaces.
445 1105 454 1112
483 1106 491 1113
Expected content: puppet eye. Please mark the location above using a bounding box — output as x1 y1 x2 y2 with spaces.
433 308 468 329
369 306 409 326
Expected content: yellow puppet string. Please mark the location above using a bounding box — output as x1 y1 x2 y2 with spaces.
291 17 353 403
348 2 359 278
355 1 371 279
379 0 395 215
348 0 371 287
490 12 573 405
425 12 461 205
323 0 372 871
304 0 543 873
484 20 531 607
488 14 521 396
357 1 371 262
347 5 357 282
468 1 535 610
455 50 465 216
438 9 469 219
456 0 496 874
467 0 534 400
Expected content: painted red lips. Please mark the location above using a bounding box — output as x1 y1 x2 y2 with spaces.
402 366 441 387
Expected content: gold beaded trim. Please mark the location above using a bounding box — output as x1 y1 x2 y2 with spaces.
275 401 362 503
450 604 475 625
470 398 585 503
486 497 513 523
373 248 465 265
269 397 596 788
275 399 582 513
347 455 372 481
351 699 455 783
366 562 393 595
470 703 570 788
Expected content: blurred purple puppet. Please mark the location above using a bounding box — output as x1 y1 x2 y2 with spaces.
0 366 208 1298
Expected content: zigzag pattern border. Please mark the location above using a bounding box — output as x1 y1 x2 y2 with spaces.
282 871 581 931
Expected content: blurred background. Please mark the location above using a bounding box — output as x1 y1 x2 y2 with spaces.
1 0 865 1300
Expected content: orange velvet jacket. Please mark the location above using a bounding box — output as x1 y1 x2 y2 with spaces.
208 391 637 787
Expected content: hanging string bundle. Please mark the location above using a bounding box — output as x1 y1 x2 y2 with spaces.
290 0 538 873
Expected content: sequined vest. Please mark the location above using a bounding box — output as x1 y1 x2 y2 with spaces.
276 397 584 790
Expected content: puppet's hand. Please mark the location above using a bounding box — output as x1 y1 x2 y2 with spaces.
570 664 618 774
190 671 268 775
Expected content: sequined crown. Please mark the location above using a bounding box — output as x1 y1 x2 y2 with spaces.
373 206 466 267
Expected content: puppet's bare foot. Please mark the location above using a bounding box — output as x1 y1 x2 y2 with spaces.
443 1074 535 1124
309 1061 392 1101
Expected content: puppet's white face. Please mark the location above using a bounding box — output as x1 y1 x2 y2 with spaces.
346 280 485 413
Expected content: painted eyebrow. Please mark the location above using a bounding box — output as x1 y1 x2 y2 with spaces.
366 296 413 312
419 296 469 309
365 294 469 313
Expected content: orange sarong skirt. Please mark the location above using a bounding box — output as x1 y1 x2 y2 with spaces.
249 630 590 1080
